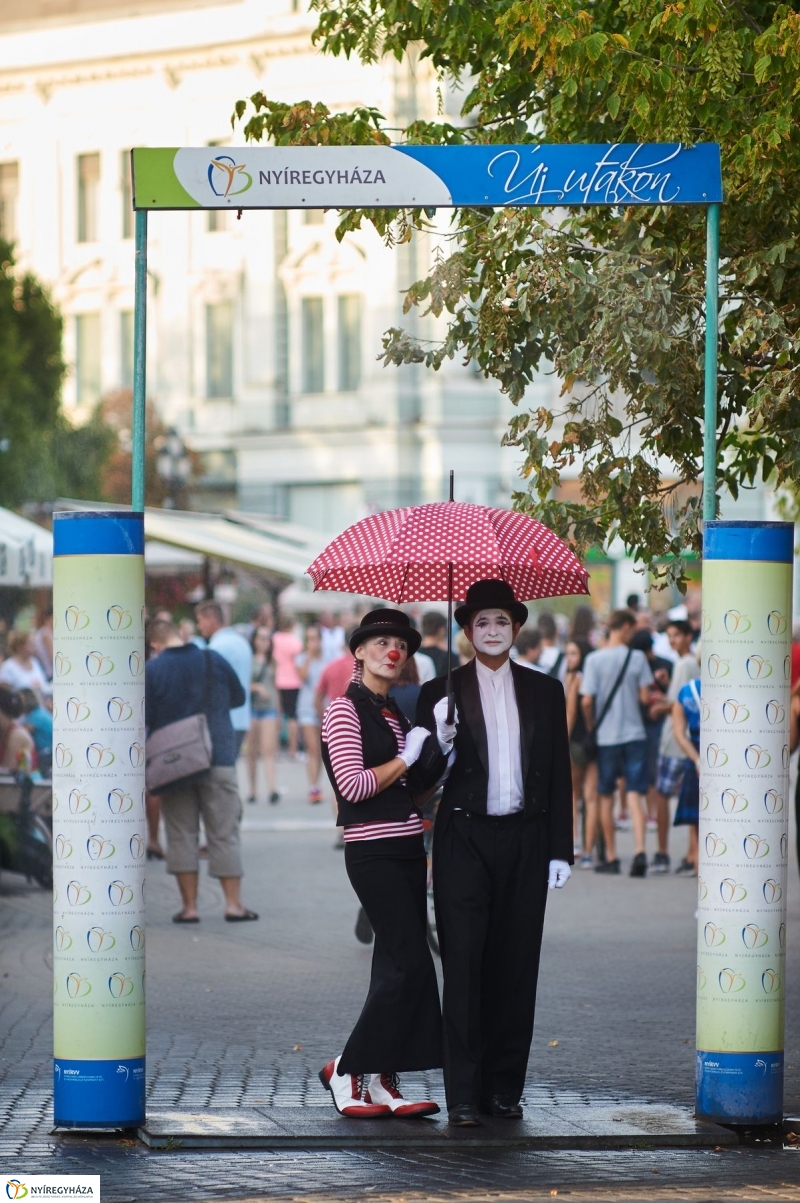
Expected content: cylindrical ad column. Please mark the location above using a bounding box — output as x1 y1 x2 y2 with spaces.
696 520 793 1125
52 511 146 1128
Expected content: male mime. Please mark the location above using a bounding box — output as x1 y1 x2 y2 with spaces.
416 580 573 1127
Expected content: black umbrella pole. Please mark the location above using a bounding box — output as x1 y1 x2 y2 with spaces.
446 561 455 724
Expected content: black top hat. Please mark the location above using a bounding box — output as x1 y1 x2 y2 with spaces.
454 580 528 628
349 608 422 656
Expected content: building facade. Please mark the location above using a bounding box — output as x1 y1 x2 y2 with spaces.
0 0 557 533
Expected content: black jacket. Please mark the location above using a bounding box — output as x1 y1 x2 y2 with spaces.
321 683 446 828
416 659 574 863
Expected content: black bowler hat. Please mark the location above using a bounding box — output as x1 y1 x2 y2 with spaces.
454 580 528 628
349 608 421 656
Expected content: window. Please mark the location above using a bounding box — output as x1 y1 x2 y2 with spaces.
301 297 324 393
75 313 101 406
121 150 133 240
337 294 362 391
303 209 325 225
77 153 100 243
206 301 234 397
120 310 134 389
0 162 19 243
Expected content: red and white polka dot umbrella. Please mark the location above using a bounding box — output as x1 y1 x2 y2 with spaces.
307 502 589 602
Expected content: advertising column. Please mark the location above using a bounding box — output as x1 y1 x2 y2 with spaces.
52 511 146 1128
696 520 793 1125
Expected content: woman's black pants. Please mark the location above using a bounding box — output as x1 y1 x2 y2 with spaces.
339 835 442 1074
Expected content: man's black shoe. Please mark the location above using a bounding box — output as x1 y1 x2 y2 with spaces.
448 1104 481 1127
594 858 620 874
629 851 648 878
480 1096 523 1119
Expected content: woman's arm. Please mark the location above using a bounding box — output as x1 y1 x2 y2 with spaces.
322 698 406 802
565 672 579 736
295 653 310 684
672 699 699 766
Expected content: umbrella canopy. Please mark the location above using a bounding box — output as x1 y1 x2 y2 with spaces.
307 502 589 603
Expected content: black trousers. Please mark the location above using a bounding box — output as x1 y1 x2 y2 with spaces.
434 810 549 1109
339 836 442 1074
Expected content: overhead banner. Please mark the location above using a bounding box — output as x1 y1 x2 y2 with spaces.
52 511 146 1128
132 143 722 211
696 521 793 1126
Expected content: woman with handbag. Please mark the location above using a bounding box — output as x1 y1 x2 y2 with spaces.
319 609 445 1118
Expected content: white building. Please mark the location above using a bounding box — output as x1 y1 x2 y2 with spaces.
0 0 557 534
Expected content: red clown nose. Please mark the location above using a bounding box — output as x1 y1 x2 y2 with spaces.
387 649 401 663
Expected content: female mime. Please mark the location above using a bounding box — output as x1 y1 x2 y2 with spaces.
319 609 446 1117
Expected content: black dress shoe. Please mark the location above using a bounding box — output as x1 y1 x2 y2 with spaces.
481 1095 523 1119
448 1104 481 1127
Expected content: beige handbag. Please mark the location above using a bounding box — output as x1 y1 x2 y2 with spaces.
145 651 213 790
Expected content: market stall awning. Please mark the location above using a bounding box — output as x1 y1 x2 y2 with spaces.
0 508 53 586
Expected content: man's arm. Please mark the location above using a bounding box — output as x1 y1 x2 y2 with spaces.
212 651 246 710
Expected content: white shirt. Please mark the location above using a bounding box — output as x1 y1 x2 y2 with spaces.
475 657 523 816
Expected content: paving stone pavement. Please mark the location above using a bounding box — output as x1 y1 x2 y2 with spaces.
2 755 799 1199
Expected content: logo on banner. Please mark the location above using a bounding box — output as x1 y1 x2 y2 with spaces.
765 700 785 725
66 972 92 998
703 922 725 947
746 656 772 680
697 967 707 990
54 652 72 677
65 606 90 631
785 655 792 681
782 743 790 769
208 154 253 198
697 876 708 901
762 968 781 994
108 880 135 907
743 834 769 860
55 835 73 859
6 1181 28 1199
764 789 784 814
718 969 746 993
767 610 787 635
67 789 90 814
107 697 133 723
86 743 115 769
720 878 747 904
724 610 750 634
86 927 116 952
86 651 114 677
107 605 132 631
706 744 728 768
744 744 770 769
707 655 730 679
779 922 786 948
699 789 710 812
720 789 748 814
129 925 145 951
107 788 133 814
86 834 115 861
129 743 145 768
705 833 727 858
128 651 145 677
780 832 788 859
742 924 768 949
66 880 91 906
722 699 749 725
66 698 91 723
55 926 72 952
108 972 134 998
129 834 145 860
54 744 73 769
762 878 782 903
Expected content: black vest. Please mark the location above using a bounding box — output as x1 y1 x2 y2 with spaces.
321 684 417 828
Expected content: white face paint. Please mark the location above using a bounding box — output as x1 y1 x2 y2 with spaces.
467 609 515 658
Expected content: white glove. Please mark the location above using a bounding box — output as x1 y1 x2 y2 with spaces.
399 726 430 768
432 696 459 753
548 860 572 890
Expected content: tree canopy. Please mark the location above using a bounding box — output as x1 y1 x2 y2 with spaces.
234 1 800 585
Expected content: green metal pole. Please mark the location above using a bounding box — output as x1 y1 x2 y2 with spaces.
702 203 720 524
132 208 148 512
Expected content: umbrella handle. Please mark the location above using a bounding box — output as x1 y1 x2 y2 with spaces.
446 562 455 724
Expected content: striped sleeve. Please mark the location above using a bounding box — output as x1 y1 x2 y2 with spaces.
321 697 380 802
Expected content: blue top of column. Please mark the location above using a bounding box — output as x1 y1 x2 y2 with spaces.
53 511 145 556
703 521 794 563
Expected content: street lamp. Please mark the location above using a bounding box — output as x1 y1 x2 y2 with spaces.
156 427 190 509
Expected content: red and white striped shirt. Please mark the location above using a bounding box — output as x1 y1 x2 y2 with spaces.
321 696 423 843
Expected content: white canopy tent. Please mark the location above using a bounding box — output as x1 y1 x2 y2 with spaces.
0 508 53 586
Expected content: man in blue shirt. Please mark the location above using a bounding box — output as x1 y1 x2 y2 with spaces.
195 601 253 755
146 620 257 923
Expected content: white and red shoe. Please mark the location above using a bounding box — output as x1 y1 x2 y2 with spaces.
319 1057 392 1118
365 1072 440 1117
